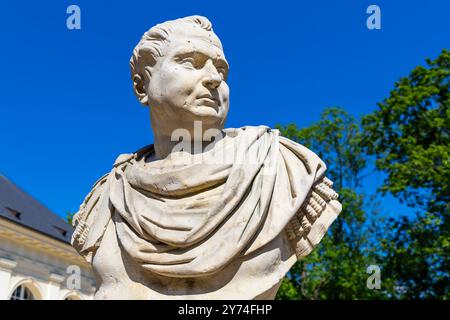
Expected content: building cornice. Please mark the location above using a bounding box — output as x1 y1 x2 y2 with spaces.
0 217 88 267
0 256 17 271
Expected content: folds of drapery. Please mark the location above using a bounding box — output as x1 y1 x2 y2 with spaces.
71 126 341 278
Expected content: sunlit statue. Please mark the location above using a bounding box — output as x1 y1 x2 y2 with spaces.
71 15 341 299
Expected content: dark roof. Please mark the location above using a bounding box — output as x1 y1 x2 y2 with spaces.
0 174 73 243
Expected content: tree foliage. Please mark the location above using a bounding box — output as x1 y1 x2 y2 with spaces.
362 49 450 298
276 49 449 299
66 211 75 225
276 108 384 299
362 49 449 213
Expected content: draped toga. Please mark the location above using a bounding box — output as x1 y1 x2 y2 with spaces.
71 126 341 279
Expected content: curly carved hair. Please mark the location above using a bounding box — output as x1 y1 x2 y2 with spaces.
130 15 219 82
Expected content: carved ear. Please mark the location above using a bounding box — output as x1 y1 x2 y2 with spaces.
132 73 149 106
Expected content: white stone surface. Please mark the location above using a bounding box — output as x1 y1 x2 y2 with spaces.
71 15 341 300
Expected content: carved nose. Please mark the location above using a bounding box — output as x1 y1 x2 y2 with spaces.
202 60 222 89
202 74 221 90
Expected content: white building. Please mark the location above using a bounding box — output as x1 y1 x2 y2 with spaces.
0 175 95 300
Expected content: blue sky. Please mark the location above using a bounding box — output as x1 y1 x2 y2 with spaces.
0 1 449 219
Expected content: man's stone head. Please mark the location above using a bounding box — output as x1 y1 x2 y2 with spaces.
130 16 230 131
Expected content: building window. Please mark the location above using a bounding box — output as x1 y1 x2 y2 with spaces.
5 207 22 220
53 225 68 237
10 285 35 300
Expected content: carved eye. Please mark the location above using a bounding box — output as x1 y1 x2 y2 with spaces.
180 57 196 68
217 67 227 80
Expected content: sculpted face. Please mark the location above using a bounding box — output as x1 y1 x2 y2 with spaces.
146 25 230 130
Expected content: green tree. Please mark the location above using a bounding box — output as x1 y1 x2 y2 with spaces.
276 108 384 299
66 211 75 225
275 50 449 300
362 49 449 213
362 49 450 298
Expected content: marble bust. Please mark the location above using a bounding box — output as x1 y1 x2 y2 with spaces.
71 15 341 300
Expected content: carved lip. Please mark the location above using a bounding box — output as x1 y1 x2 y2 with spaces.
197 93 219 106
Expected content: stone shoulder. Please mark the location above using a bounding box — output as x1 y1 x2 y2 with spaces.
71 173 109 254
